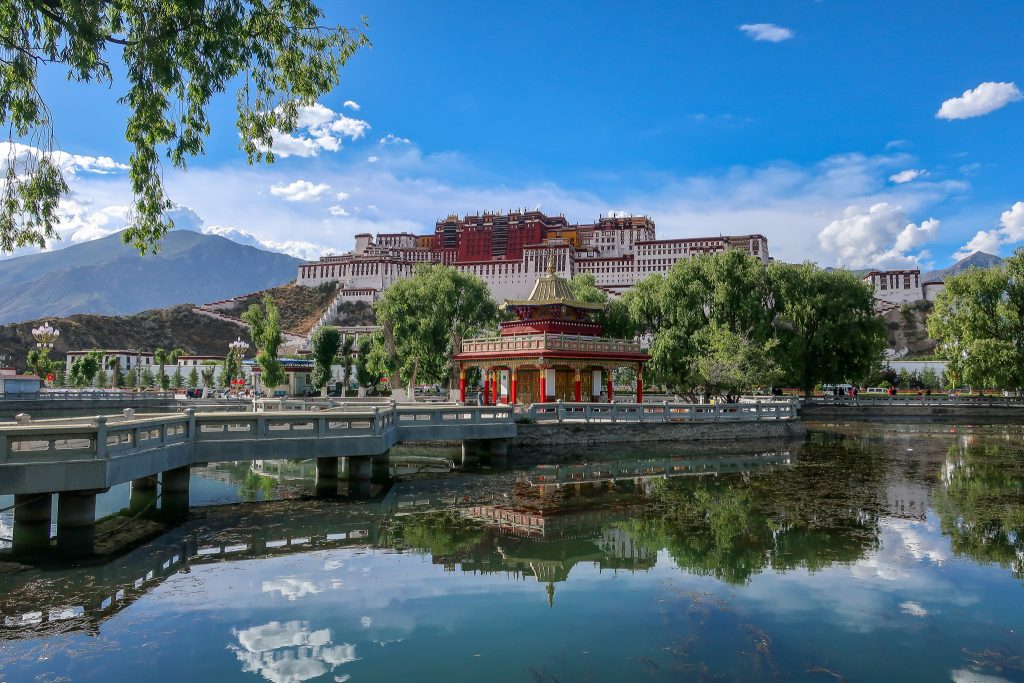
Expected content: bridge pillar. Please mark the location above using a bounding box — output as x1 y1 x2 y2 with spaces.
129 478 158 515
371 452 391 484
12 493 52 555
316 457 339 497
346 456 373 498
460 440 485 467
161 466 191 515
56 490 98 555
487 438 510 469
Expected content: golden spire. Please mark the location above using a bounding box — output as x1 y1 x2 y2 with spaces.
546 248 556 276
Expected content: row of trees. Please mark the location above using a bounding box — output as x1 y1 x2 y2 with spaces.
348 254 885 399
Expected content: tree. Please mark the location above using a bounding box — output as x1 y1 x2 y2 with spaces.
340 334 356 391
124 367 139 390
154 348 170 389
68 351 102 387
374 265 498 393
105 356 121 389
140 367 155 389
243 295 286 391
354 344 381 395
309 325 341 396
187 367 200 389
770 263 885 397
625 251 776 397
26 348 58 381
171 367 184 389
690 325 781 402
928 250 1024 389
568 272 632 338
201 365 216 389
1 2 369 253
95 368 109 389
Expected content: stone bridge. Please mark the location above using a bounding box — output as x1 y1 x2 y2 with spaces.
0 405 514 554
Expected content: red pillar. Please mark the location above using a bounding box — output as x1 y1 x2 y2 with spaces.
574 369 582 402
459 368 466 404
607 370 614 403
539 367 547 404
636 366 644 404
492 370 500 405
510 370 518 405
483 374 490 406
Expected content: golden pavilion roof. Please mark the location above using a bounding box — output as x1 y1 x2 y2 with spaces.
500 253 606 311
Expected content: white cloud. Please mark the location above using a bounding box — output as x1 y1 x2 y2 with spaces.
0 141 129 175
889 169 927 184
954 200 1024 259
328 205 350 217
270 180 331 202
335 192 349 201
366 156 379 163
343 100 360 111
265 103 370 158
379 134 411 145
818 202 940 268
899 601 928 617
936 81 1022 120
738 23 794 42
202 224 328 260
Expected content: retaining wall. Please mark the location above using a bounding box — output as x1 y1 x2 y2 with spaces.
511 419 806 448
800 405 1024 422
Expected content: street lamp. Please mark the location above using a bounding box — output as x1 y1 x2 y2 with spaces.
228 338 250 394
32 322 60 349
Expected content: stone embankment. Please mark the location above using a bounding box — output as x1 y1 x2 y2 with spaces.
512 419 806 448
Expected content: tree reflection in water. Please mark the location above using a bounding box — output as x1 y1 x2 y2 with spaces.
935 440 1024 580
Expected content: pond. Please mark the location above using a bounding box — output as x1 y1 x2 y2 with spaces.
2 421 1024 682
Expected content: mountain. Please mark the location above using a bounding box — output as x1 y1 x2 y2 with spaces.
922 251 1004 283
0 230 303 324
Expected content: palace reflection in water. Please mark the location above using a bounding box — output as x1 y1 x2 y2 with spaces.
3 423 1024 682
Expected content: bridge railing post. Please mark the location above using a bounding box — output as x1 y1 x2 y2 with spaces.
185 408 196 443
556 400 564 423
93 416 108 459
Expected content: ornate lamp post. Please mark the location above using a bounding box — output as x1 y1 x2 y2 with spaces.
228 337 250 394
31 323 60 386
31 322 59 349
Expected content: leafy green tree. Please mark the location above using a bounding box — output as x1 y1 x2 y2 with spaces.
691 325 781 402
340 334 356 391
104 356 121 389
309 325 341 395
625 251 776 397
0 1 368 253
187 367 200 389
770 263 885 396
568 272 632 337
140 367 155 389
154 348 170 389
171 367 184 389
897 368 911 388
374 265 498 392
95 368 109 389
243 295 286 391
26 348 58 381
124 367 139 390
355 344 381 395
200 365 216 389
928 250 1024 389
68 351 103 387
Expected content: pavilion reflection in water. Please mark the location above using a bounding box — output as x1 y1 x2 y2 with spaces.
0 448 799 638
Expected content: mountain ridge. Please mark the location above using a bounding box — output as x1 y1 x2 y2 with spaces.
0 230 302 324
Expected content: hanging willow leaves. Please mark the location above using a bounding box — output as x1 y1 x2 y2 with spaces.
0 1 369 253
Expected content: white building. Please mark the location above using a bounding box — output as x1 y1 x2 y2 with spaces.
65 349 155 374
295 211 770 303
862 269 945 311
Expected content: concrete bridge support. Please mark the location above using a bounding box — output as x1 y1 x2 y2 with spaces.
12 493 52 555
371 452 391 484
316 457 340 497
161 466 191 516
56 490 99 555
129 478 159 515
461 438 510 468
346 456 373 498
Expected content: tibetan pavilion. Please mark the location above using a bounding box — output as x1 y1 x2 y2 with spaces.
454 256 650 405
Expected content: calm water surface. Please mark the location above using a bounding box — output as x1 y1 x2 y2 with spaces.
2 422 1024 682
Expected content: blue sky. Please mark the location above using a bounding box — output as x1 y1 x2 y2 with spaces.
12 0 1024 268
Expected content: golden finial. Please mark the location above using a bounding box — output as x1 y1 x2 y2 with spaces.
546 249 556 276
